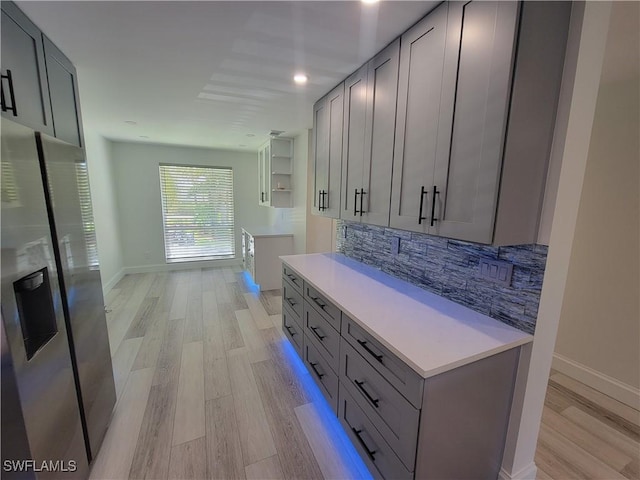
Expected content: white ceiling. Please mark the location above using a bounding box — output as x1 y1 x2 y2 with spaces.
17 1 438 151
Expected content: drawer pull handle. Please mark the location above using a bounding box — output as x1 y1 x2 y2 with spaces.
357 339 383 363
285 325 297 337
354 380 380 407
309 361 325 379
286 273 297 282
310 325 326 341
351 428 377 461
286 297 297 307
311 296 327 310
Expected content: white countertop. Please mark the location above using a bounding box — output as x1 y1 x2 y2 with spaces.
280 253 532 379
242 226 293 238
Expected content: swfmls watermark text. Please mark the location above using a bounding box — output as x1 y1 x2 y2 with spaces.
3 460 78 473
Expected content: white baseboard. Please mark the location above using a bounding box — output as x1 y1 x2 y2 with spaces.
499 462 537 480
123 258 242 275
101 268 125 295
552 353 640 410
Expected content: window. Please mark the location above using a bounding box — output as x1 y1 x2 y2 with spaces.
159 164 235 262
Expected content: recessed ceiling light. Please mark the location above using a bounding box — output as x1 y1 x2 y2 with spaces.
362 0 379 4
239 144 247 147
125 120 137 125
293 73 308 85
139 135 149 139
246 133 255 137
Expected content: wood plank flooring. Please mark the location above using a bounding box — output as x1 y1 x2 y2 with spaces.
536 372 639 479
93 267 366 480
93 268 639 480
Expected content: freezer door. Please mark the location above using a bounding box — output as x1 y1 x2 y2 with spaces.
37 131 116 461
0 118 88 478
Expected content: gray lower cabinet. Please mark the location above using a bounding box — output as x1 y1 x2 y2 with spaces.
312 83 343 218
304 304 341 373
282 267 522 480
282 278 303 318
341 40 399 227
0 2 54 134
339 386 413 480
303 330 340 413
340 339 419 471
42 36 83 147
282 304 303 356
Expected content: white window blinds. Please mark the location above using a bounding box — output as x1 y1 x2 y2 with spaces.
159 164 235 261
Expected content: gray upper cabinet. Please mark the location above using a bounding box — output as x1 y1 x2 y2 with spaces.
389 0 569 245
1 2 54 135
340 65 368 223
43 36 83 147
389 3 449 233
312 0 570 244
312 83 343 218
342 40 399 227
430 1 519 244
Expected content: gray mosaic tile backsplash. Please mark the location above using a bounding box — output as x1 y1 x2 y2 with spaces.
336 221 548 334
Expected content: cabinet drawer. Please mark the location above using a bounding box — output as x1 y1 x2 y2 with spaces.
303 337 339 413
341 339 419 470
282 265 303 293
304 283 341 332
343 315 423 409
282 278 303 319
282 305 303 356
338 386 413 480
304 304 340 373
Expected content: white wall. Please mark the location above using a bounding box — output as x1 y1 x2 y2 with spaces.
110 141 263 271
499 3 614 478
553 1 640 406
83 130 124 292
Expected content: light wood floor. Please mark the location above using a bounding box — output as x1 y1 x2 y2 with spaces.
91 267 639 480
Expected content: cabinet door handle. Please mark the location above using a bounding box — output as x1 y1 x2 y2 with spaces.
354 188 360 215
309 361 325 379
309 325 326 341
261 192 265 202
356 339 383 364
354 380 380 407
285 325 296 337
351 428 377 461
418 186 428 224
430 185 440 227
359 189 366 216
286 297 297 307
1 70 18 116
321 190 328 211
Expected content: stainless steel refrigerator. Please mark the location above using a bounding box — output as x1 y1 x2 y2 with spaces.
1 118 116 478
